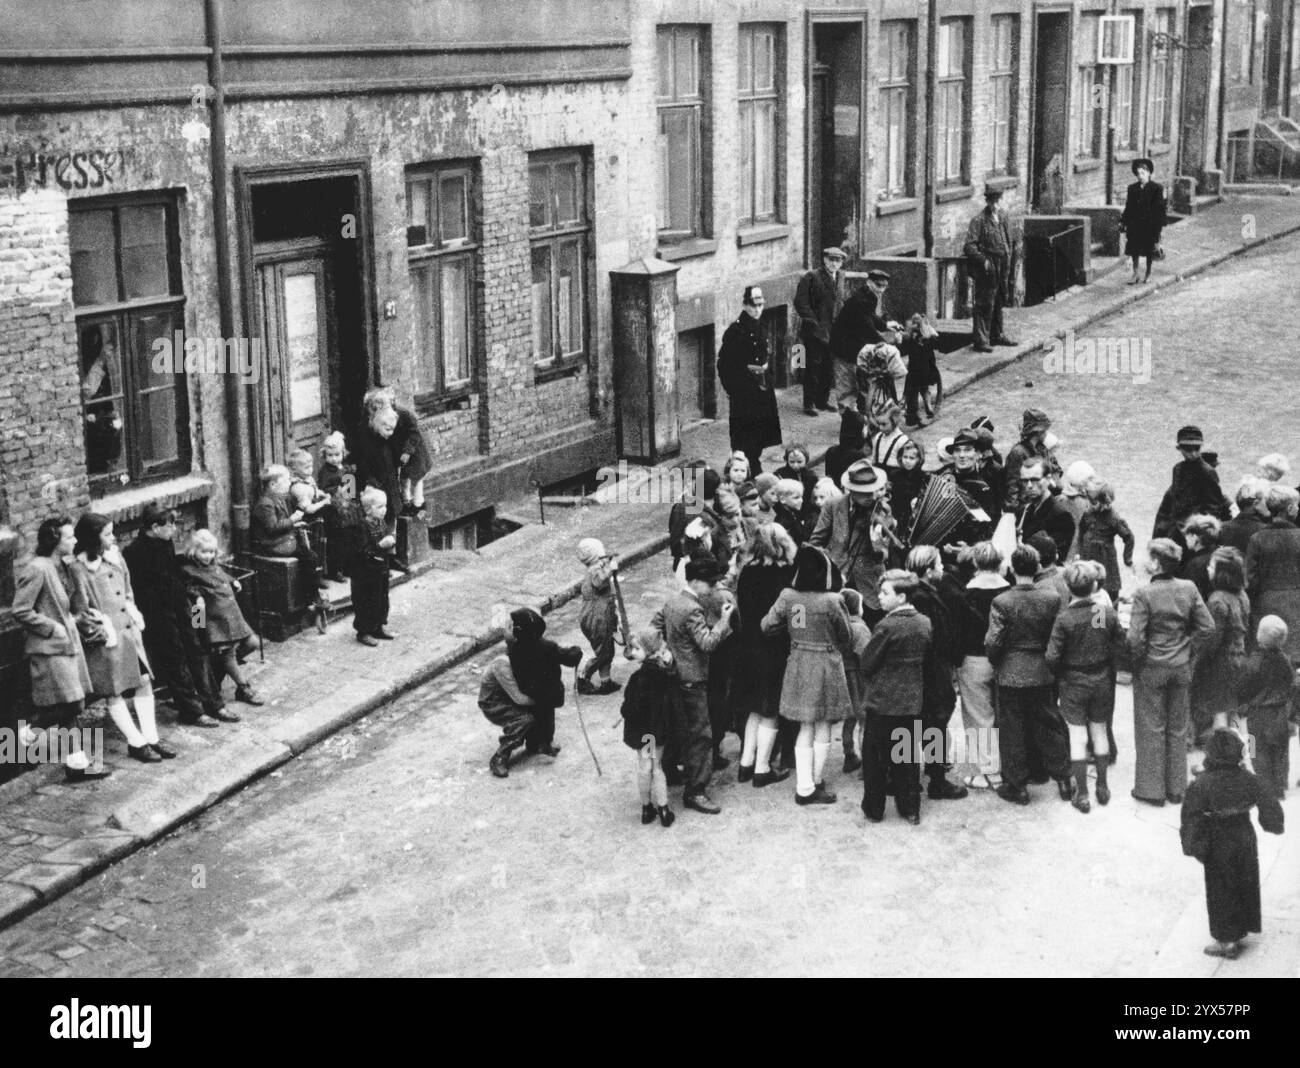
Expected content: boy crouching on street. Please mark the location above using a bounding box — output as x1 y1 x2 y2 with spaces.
1045 561 1127 812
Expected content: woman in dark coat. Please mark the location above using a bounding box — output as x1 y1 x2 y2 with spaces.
1120 157 1166 285
1245 485 1300 661
11 516 106 781
732 524 798 788
1181 729 1284 959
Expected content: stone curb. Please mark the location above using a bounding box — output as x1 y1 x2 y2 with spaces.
2 205 1299 934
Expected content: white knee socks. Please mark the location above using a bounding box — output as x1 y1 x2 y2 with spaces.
1087 722 1109 759
133 691 159 746
637 748 652 804
1069 724 1090 763
741 713 760 767
795 744 815 797
650 745 668 806
812 741 830 786
755 721 778 774
106 697 147 747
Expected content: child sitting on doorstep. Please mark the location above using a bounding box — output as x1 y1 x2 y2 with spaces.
840 587 871 774
317 432 366 582
250 463 327 626
576 537 621 696
1045 561 1126 813
353 487 397 647
1077 481 1135 605
1236 615 1297 799
621 627 677 828
180 530 263 706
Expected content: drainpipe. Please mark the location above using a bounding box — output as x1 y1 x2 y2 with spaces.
1216 0 1229 170
922 0 938 256
1104 0 1118 205
204 0 249 549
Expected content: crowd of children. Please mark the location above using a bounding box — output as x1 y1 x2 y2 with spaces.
470 411 1297 961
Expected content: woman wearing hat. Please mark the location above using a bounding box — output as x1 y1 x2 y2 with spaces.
761 545 853 805
1120 158 1166 285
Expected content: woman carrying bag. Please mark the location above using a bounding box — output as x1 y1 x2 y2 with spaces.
1120 158 1166 285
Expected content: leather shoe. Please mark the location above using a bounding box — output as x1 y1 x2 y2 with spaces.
814 782 837 802
178 713 221 729
795 787 835 806
1095 783 1111 805
843 754 862 774
595 679 621 695
657 806 676 827
374 626 397 641
903 812 921 825
356 633 379 647
533 743 561 758
1072 794 1091 814
489 753 509 778
752 768 790 788
641 804 657 825
991 336 1018 346
973 344 993 353
65 765 112 782
712 752 730 772
1057 778 1075 801
684 792 721 815
128 744 162 763
997 783 1030 806
576 677 599 695
802 406 820 417
817 403 837 412
927 778 968 800
737 763 754 783
207 706 241 723
861 808 884 823
234 686 265 706
149 741 178 760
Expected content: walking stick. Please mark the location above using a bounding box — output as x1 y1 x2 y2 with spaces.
610 567 634 658
571 665 603 777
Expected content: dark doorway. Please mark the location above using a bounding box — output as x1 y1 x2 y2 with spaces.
1031 12 1070 211
1179 5 1213 186
809 21 863 260
676 326 715 422
243 173 371 464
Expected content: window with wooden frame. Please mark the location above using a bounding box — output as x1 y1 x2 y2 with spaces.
68 193 189 494
935 18 971 185
1149 9 1175 142
657 25 710 240
738 23 782 225
406 162 478 403
879 20 915 197
1074 13 1105 158
987 14 1019 175
1113 12 1142 150
528 150 590 372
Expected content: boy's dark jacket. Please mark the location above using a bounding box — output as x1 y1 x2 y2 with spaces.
1237 647 1299 743
507 609 582 709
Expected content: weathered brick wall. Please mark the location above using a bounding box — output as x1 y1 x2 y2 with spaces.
0 189 90 542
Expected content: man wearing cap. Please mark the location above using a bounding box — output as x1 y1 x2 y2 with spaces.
1002 408 1060 512
652 558 736 814
718 286 783 476
963 185 1018 352
1153 426 1231 541
121 506 235 727
935 428 1000 547
830 270 896 411
809 459 892 623
794 248 847 416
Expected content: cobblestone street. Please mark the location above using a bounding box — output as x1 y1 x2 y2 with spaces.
1 234 1298 978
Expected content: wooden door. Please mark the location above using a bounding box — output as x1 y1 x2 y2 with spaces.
256 252 335 461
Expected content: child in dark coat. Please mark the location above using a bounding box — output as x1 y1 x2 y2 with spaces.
669 466 721 572
1236 615 1297 799
900 313 942 428
621 627 677 828
859 569 932 824
1077 481 1135 605
1181 729 1284 959
576 537 622 696
353 487 396 646
316 432 367 582
180 529 263 705
503 606 583 767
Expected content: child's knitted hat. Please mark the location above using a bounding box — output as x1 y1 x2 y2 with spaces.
576 537 607 565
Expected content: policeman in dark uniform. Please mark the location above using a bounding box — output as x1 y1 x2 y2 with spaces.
717 286 782 476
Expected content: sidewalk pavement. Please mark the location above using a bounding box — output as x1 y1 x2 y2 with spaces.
3 192 1300 944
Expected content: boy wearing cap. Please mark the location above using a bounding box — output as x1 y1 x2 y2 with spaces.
1153 426 1232 541
576 537 621 696
652 559 736 814
795 248 847 415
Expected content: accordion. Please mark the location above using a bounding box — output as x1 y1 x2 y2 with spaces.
907 474 982 547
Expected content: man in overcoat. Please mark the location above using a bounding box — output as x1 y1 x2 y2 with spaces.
830 269 894 411
794 247 847 416
717 286 782 476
